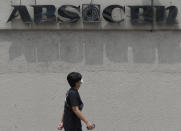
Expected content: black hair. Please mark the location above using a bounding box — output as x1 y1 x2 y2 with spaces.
67 72 82 88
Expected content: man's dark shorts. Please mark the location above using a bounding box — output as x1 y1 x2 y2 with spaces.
64 127 82 131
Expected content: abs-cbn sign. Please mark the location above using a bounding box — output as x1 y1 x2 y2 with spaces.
7 3 178 25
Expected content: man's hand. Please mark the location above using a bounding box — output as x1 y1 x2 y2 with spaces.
86 122 95 130
57 122 63 130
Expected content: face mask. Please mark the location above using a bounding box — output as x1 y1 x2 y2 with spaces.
80 79 84 84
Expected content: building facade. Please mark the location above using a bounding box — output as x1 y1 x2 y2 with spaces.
0 0 181 131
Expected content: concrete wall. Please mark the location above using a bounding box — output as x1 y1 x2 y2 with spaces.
0 0 181 131
0 31 181 131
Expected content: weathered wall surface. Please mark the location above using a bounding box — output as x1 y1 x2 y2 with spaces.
1 31 181 73
0 31 181 131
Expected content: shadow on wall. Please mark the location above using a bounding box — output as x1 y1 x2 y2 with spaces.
1 31 181 65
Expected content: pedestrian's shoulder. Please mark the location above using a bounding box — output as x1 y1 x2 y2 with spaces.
69 88 78 95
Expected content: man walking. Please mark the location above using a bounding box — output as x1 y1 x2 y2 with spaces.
58 72 95 131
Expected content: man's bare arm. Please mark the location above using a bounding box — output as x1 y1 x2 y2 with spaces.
57 112 64 130
60 112 64 122
72 106 89 124
72 106 94 130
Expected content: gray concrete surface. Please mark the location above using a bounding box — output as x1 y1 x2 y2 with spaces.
0 31 181 131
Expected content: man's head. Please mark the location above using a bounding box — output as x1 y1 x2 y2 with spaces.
67 72 83 89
